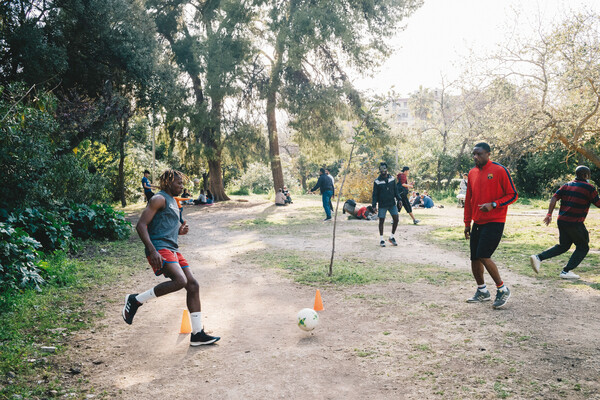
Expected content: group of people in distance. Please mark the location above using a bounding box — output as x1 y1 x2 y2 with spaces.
142 169 213 205
123 142 600 348
275 186 293 206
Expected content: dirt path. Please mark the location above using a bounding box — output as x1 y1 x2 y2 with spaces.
66 197 600 399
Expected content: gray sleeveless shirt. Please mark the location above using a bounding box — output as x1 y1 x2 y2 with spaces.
146 190 180 255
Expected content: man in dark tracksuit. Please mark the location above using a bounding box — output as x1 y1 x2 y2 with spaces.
530 165 600 279
310 168 335 221
372 162 401 247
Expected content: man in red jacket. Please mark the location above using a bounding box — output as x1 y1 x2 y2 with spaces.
464 143 518 309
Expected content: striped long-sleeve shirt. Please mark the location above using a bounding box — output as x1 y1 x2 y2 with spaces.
554 179 600 223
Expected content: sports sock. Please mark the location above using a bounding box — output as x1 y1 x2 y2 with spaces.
190 312 203 334
136 288 156 304
380 235 384 241
389 234 395 239
496 282 507 292
478 284 489 293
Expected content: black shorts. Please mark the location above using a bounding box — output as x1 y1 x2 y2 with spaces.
397 192 412 214
470 222 505 260
145 191 155 202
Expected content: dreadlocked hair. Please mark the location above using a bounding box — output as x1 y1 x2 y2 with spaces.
159 169 190 191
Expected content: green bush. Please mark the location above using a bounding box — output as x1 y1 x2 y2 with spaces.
229 187 250 196
0 223 44 292
8 208 72 252
67 203 131 241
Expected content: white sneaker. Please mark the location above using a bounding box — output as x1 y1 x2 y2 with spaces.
559 271 580 279
529 255 541 274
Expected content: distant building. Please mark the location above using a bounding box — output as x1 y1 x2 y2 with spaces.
387 89 443 126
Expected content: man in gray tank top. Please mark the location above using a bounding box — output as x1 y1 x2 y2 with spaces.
122 169 220 346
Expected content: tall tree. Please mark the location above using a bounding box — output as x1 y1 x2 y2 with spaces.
149 0 261 201
487 10 600 168
260 0 422 191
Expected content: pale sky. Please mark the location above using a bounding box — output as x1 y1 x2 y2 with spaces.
353 0 600 96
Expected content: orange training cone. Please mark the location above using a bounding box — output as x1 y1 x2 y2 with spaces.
180 309 192 334
313 289 324 311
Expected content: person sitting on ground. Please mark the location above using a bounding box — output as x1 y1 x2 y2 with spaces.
282 185 292 204
206 189 214 204
355 205 377 220
408 191 417 204
422 194 434 208
194 189 208 205
179 188 194 205
275 188 287 206
412 192 422 207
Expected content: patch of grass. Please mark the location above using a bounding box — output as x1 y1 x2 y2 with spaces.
493 381 510 398
0 237 143 399
241 249 472 286
354 348 376 358
414 343 432 352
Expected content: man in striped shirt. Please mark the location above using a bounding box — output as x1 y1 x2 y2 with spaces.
530 166 600 279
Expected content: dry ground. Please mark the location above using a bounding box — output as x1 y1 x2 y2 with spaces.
64 196 600 399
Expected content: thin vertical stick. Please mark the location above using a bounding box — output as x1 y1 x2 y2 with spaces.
328 118 367 276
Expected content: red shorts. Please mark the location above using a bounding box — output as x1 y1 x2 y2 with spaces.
147 249 189 276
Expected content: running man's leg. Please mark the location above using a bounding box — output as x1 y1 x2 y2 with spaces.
155 262 188 296
538 222 573 261
123 262 187 325
563 223 589 272
182 267 201 313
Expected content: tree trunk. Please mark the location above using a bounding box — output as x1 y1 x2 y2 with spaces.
300 175 307 192
267 89 284 192
266 33 286 193
208 157 229 201
117 114 129 207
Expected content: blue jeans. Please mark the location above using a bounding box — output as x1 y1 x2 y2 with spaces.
322 190 333 218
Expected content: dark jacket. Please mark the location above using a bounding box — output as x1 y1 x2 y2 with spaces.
311 173 335 194
372 174 400 208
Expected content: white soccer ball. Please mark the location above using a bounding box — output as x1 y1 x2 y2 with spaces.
297 308 319 331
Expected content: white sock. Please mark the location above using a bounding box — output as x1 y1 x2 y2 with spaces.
477 284 489 293
389 234 395 239
136 288 156 304
190 312 203 334
380 235 384 241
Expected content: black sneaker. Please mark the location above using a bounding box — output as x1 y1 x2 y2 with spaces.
388 237 398 246
466 289 491 303
413 219 420 225
380 240 386 247
190 329 221 346
323 217 332 221
492 287 511 309
122 294 141 325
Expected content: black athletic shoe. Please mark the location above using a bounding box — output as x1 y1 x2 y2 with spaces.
492 288 511 309
190 329 221 346
388 237 398 246
323 217 332 221
380 240 386 247
122 294 141 325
